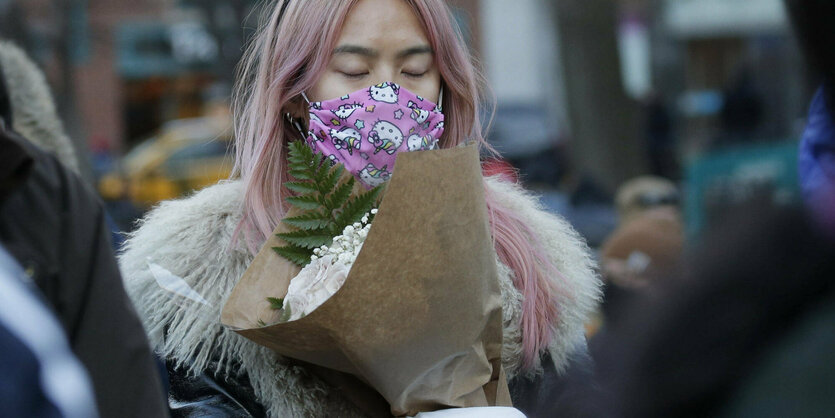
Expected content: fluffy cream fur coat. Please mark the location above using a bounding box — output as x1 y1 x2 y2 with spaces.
119 176 600 417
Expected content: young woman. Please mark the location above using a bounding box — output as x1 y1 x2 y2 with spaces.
120 0 600 416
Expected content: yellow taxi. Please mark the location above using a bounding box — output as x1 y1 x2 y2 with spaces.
99 116 234 208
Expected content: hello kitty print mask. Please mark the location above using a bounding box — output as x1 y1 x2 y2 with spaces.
301 82 444 188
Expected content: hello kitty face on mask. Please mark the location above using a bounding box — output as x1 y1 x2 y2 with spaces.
407 133 436 152
369 120 404 155
330 127 363 155
359 163 391 188
407 100 430 125
333 103 363 120
368 82 400 104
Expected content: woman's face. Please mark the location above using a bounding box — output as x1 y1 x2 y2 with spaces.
307 0 441 104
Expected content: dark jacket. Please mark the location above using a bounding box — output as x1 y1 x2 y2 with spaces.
0 245 99 418
0 67 168 418
165 351 595 417
588 202 835 418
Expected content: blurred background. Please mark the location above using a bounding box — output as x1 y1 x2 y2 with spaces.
0 0 810 244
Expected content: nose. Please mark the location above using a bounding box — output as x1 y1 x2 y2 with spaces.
372 65 398 84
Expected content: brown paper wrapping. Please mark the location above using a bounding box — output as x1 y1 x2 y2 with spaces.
221 144 511 416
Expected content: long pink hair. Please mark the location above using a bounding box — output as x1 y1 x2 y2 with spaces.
232 0 563 369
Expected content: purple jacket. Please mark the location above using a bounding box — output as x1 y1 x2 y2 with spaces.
799 88 835 234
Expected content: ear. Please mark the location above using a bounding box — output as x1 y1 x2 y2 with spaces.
284 95 308 120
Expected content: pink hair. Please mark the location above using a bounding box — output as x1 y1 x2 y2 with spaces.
232 0 564 369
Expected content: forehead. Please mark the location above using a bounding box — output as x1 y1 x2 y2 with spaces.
338 0 429 49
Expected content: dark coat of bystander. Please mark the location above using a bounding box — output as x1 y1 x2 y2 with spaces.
0 55 168 418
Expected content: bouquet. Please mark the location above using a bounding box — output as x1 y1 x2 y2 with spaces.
221 143 511 417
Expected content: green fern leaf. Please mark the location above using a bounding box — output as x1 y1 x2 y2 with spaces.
331 164 345 183
336 186 382 227
285 181 317 195
267 297 284 310
313 157 330 185
289 140 314 161
289 169 313 181
278 306 293 322
287 154 305 165
276 229 333 249
273 141 385 268
283 212 331 230
327 177 354 210
288 156 311 169
286 195 321 210
288 158 308 169
319 166 343 197
287 146 308 164
272 244 311 266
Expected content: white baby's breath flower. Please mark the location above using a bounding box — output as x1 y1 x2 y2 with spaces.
278 209 379 322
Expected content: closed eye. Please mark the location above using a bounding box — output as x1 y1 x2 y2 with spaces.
340 71 368 80
403 71 427 79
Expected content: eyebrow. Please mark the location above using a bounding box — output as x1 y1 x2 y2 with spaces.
333 45 378 58
396 45 433 59
332 44 434 59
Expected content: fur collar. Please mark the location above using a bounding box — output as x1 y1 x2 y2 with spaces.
119 177 600 417
0 41 79 173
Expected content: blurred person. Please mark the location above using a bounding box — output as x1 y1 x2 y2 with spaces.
118 0 602 416
577 3 835 414
0 244 98 418
0 41 79 173
797 89 835 235
613 176 680 224
597 177 683 324
588 200 835 418
0 48 168 417
786 0 835 236
0 40 128 248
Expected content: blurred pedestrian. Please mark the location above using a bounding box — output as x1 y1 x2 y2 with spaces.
0 48 168 417
787 0 835 236
590 201 835 418
577 3 835 415
0 41 79 173
0 40 130 250
597 177 683 326
0 244 99 418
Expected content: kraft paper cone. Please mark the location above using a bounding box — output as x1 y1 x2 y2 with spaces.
221 144 510 416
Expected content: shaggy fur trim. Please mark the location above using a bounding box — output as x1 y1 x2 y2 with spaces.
484 176 602 376
120 181 363 417
496 259 525 377
0 41 79 173
119 178 599 415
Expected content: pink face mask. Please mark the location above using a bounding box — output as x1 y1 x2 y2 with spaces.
298 82 445 188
